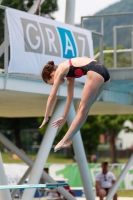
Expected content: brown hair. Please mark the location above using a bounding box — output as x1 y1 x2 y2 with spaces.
41 61 58 83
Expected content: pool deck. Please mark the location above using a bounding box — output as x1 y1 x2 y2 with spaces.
14 196 133 200
36 197 133 200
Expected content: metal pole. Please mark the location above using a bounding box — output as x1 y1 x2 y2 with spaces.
65 0 76 25
131 31 133 67
67 103 95 200
11 166 32 198
0 132 76 200
4 11 9 89
99 35 104 64
81 17 84 28
90 32 103 63
113 27 117 68
100 17 104 63
0 153 12 200
106 153 133 200
101 17 104 35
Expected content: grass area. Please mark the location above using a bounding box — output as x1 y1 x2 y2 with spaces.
118 190 133 197
1 152 130 164
1 152 74 164
1 152 25 163
46 153 74 164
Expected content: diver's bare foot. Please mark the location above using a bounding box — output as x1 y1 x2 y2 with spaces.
54 140 72 152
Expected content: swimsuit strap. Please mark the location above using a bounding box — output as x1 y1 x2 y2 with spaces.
69 59 73 66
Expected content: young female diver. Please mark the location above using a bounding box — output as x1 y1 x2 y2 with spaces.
39 57 110 152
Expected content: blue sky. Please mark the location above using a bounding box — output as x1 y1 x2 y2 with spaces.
53 0 120 24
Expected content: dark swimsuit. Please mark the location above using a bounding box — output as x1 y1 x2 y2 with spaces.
66 59 110 82
103 188 109 193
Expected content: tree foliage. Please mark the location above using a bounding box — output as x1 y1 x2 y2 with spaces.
95 46 132 68
2 0 58 18
97 114 133 163
0 117 40 148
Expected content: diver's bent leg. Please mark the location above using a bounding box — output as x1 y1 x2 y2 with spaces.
54 72 104 152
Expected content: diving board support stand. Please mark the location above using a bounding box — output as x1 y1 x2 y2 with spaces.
67 103 95 200
20 99 76 200
0 153 12 200
11 166 32 198
106 153 133 200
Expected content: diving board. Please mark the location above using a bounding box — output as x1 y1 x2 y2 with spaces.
0 183 68 190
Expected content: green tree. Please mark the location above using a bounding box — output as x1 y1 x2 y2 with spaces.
97 114 133 163
0 117 40 149
95 46 132 68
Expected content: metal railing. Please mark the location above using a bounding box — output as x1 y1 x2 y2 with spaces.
113 25 133 68
81 12 133 68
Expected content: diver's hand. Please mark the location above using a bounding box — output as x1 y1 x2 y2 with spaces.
54 140 72 152
39 118 49 128
52 117 66 128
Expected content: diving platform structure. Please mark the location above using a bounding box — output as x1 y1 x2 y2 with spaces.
0 1 133 200
0 67 133 117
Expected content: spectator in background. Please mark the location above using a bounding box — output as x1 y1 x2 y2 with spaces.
91 154 98 163
63 185 75 199
39 167 60 198
73 155 77 162
95 161 117 200
39 167 49 184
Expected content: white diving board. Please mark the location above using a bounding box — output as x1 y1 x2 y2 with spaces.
0 183 68 190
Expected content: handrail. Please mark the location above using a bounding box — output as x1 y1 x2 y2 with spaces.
81 12 133 19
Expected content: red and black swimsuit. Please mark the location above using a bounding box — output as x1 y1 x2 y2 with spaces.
66 59 87 78
66 59 110 82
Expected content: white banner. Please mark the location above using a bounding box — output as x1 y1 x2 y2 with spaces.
6 8 94 82
4 164 29 184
